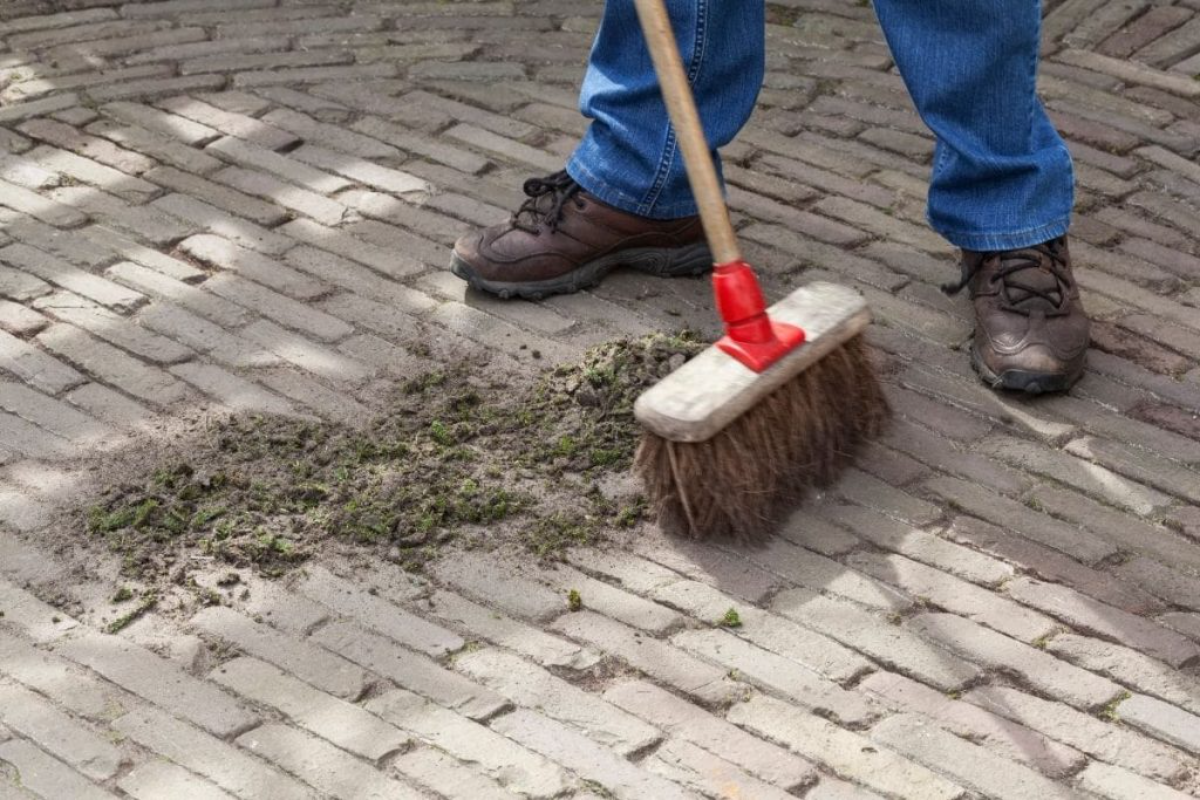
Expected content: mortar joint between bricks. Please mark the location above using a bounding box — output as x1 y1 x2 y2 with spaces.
223 716 266 744
353 678 395 707
103 749 143 785
1178 652 1200 672
59 211 93 231
985 666 1061 704
955 666 994 696
373 741 415 772
475 699 519 726
260 214 297 232
895 596 935 620
1015 483 1043 510
623 734 667 764
542 653 626 690
836 538 892 561
526 129 556 149
823 704 877 733
1095 549 1135 569
697 682 752 716
656 615 690 638
914 508 955 534
1031 626 1069 651
275 138 306 155
197 632 242 666
1096 688 1133 722
474 158 501 178
193 131 223 149
750 582 789 609
135 185 170 205
877 268 913 295
840 665 879 691
648 599 708 629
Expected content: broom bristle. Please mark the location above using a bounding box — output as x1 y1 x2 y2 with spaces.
634 335 888 542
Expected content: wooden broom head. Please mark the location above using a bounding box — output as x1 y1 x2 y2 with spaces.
634 282 874 444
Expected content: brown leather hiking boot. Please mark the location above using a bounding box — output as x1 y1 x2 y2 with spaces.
450 170 711 300
946 236 1089 394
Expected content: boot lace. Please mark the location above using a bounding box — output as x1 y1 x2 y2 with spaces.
512 170 584 234
941 239 1071 315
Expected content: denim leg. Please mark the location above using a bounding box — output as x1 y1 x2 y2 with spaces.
872 0 1075 251
567 0 764 220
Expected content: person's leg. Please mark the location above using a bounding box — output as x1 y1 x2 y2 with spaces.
451 0 765 299
566 0 765 220
873 0 1088 394
872 0 1074 250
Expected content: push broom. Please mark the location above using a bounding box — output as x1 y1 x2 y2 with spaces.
632 0 890 541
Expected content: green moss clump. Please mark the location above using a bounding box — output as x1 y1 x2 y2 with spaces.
1100 691 1132 722
105 592 157 633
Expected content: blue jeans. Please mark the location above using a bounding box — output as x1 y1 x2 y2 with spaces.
565 1 1075 252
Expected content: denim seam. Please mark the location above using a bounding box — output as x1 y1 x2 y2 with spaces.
639 0 709 216
1026 2 1039 161
642 132 678 215
935 216 1070 239
687 0 709 85
930 140 950 189
1057 140 1077 204
935 216 1071 251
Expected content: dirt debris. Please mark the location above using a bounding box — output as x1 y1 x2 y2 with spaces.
81 332 704 603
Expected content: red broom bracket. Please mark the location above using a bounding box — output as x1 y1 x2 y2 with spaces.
712 260 807 372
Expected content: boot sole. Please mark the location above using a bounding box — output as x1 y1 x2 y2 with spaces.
970 343 1084 395
449 242 713 301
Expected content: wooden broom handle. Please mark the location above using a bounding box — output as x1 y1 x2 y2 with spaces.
633 0 742 266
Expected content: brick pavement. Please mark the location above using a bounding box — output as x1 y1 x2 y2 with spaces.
1 0 1200 797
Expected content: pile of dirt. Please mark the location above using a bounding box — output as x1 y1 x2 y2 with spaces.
84 332 705 592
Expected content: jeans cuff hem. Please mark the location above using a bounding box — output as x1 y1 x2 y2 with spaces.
567 155 701 220
933 216 1071 252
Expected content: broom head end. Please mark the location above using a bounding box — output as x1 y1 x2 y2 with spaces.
633 281 889 542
